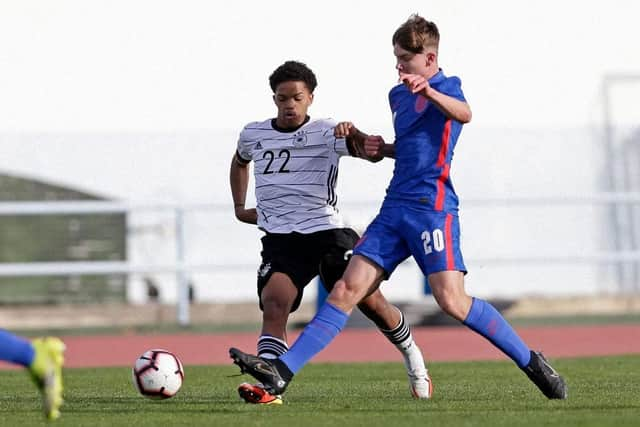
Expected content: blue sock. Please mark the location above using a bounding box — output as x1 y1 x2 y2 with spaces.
463 298 531 368
280 302 349 374
0 330 35 367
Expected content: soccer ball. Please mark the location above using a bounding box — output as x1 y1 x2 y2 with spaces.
132 349 184 399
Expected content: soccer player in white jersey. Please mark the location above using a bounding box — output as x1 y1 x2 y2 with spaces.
229 60 432 404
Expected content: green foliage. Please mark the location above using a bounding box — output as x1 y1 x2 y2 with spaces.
1 355 639 426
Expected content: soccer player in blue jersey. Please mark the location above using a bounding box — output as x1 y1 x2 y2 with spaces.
0 330 65 419
230 14 567 400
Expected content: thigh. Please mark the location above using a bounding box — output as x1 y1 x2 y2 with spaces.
257 234 319 312
427 270 471 321
352 208 410 277
402 209 467 276
327 254 386 311
260 272 299 309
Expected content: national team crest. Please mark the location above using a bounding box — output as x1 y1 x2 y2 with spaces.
293 131 308 147
415 95 429 113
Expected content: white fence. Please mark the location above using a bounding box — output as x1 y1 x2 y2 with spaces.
1 194 640 324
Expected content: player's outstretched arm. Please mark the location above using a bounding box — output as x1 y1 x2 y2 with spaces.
229 153 257 224
400 72 472 123
335 122 385 163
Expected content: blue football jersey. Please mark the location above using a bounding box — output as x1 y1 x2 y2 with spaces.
385 70 466 212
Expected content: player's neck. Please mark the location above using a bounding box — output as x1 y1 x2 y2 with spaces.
424 65 440 80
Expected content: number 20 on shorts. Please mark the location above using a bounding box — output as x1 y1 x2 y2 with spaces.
421 229 445 255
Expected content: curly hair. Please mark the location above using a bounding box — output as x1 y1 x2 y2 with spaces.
269 61 318 93
392 14 440 54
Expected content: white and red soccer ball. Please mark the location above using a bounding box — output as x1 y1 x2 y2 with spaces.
132 349 184 399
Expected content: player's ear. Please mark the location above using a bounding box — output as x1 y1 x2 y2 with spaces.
425 51 436 66
272 94 277 105
309 93 314 104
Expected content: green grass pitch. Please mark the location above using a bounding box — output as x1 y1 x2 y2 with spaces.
1 355 638 426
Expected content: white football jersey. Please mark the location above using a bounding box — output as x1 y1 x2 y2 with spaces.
236 117 351 234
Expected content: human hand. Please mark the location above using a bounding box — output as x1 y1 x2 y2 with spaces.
334 121 357 138
399 72 431 96
364 135 385 161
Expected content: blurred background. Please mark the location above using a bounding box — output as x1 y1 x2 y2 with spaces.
1 0 639 330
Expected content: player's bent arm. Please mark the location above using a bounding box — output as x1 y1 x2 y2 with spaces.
380 142 396 159
229 152 258 225
363 135 394 160
424 87 472 123
346 131 384 163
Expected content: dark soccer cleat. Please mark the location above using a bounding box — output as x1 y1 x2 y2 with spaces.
229 347 290 395
523 351 568 399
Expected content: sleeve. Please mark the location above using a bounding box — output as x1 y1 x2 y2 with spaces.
236 127 253 163
321 118 350 157
442 76 466 102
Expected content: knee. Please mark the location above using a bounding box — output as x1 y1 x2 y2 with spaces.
261 294 292 319
437 298 461 320
433 288 469 321
327 279 360 309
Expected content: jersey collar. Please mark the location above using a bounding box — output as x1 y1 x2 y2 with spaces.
428 69 445 85
271 116 311 133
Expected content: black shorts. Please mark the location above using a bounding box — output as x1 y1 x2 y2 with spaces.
257 228 359 312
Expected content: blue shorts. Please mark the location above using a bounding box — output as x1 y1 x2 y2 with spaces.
353 204 466 277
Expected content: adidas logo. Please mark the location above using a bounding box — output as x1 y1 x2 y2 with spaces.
255 142 263 150
258 262 271 277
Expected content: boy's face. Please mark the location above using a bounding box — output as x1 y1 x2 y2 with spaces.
393 43 433 76
273 81 313 129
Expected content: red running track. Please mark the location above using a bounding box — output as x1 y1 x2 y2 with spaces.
2 324 637 369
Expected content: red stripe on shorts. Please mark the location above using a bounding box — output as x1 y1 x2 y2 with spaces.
445 213 454 270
